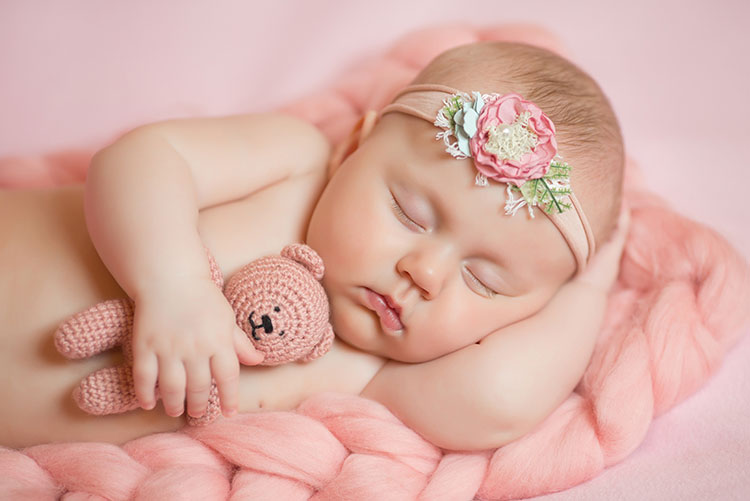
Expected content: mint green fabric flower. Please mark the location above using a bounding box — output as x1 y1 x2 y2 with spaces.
451 92 484 156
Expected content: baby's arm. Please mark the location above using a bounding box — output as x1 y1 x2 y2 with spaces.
85 113 329 419
362 210 629 451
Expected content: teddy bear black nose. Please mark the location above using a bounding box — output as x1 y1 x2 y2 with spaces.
261 314 274 334
248 311 275 340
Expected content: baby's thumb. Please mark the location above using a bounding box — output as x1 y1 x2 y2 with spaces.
233 327 265 366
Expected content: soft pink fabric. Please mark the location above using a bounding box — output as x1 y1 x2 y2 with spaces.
1 22 749 500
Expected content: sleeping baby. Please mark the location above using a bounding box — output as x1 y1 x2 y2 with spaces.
0 41 628 450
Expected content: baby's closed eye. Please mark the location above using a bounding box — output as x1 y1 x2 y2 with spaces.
462 265 498 298
389 192 427 232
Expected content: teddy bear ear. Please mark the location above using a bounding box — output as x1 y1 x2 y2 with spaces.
301 324 335 362
281 244 325 281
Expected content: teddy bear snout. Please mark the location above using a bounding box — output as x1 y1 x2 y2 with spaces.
248 308 287 341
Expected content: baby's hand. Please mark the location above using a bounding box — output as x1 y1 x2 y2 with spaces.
574 205 631 293
132 277 264 419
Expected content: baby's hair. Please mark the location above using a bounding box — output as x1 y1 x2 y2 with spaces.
412 41 625 246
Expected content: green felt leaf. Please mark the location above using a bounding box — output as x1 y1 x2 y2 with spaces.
516 160 573 214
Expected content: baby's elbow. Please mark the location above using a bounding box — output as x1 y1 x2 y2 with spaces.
428 394 537 452
480 378 567 450
476 401 538 451
434 425 523 452
87 126 154 180
481 411 538 451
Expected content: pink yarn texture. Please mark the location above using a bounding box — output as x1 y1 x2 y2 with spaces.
2 25 749 500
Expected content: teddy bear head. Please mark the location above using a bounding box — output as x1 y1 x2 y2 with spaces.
223 244 334 365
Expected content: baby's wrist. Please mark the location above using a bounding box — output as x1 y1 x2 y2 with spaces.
132 271 215 303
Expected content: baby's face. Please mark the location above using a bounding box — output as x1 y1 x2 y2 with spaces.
306 113 576 363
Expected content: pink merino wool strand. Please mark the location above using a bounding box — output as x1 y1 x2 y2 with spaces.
1 24 749 500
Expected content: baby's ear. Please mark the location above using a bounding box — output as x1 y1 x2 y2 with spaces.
327 110 379 177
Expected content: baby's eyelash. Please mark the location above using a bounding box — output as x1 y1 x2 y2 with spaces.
390 195 425 231
464 267 497 298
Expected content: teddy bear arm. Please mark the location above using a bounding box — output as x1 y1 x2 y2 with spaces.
205 248 224 289
73 365 141 416
54 299 135 359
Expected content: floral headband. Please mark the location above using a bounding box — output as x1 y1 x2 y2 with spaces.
380 83 596 273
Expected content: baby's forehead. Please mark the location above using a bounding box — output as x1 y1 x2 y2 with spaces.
370 113 447 159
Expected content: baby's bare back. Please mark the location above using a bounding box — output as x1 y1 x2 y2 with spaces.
0 186 383 448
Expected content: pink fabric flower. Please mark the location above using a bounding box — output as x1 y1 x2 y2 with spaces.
469 93 557 187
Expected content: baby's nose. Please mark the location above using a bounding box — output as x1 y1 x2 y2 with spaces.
261 314 274 333
397 243 455 299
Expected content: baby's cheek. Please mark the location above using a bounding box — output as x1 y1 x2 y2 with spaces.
420 297 505 353
327 295 378 351
469 292 551 339
333 204 383 256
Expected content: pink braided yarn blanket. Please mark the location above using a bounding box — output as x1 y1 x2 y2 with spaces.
1 25 749 500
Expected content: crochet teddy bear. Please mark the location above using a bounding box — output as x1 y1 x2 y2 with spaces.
54 243 334 426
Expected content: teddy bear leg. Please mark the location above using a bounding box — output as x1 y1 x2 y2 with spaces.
186 383 222 426
55 299 134 359
73 365 141 416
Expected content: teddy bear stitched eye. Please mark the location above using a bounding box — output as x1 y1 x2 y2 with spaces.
274 306 280 312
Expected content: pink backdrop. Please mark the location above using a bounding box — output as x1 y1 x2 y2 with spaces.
2 1 748 498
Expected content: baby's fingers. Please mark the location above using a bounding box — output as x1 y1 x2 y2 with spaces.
185 360 212 418
133 351 158 410
575 206 631 291
234 327 265 366
158 358 187 417
211 352 240 417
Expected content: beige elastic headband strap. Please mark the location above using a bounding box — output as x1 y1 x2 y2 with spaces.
381 83 596 273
